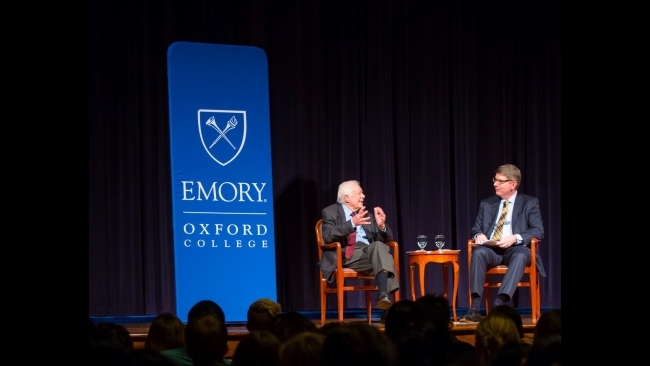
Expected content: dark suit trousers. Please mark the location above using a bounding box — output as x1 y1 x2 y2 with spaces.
469 245 531 298
343 241 399 293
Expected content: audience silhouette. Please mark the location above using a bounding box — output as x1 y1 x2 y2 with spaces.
90 297 561 366
188 300 226 324
92 322 134 350
122 348 178 366
320 322 397 366
246 298 282 332
144 312 192 366
531 308 561 346
89 322 134 366
278 331 325 366
270 311 318 343
474 312 521 366
488 305 525 340
317 320 347 336
490 341 529 366
525 334 560 366
393 323 449 366
185 311 229 366
412 294 479 366
485 305 530 366
230 330 280 366
525 309 561 366
383 299 416 343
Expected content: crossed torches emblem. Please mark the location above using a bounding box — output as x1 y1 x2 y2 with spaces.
206 116 238 149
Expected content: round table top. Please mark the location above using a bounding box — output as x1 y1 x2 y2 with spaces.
406 249 460 254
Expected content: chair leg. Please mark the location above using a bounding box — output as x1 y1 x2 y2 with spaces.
531 272 540 325
537 278 541 322
512 288 520 308
335 269 345 322
365 289 372 324
337 286 345 322
320 281 327 325
484 287 491 315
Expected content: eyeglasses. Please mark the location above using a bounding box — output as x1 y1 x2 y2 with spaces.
492 178 513 185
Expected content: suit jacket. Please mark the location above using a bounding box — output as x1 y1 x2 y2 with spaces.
318 203 394 281
470 193 546 277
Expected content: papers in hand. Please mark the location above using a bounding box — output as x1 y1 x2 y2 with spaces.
480 240 498 247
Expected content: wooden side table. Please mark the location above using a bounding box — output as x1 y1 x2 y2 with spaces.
407 250 460 321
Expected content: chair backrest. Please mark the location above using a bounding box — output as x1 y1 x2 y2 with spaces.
315 219 327 261
315 219 346 279
315 219 322 245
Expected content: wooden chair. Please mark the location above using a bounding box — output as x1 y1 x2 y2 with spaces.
315 219 400 324
467 238 541 324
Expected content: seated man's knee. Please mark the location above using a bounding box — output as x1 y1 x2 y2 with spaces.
472 246 490 261
510 251 531 265
370 241 389 250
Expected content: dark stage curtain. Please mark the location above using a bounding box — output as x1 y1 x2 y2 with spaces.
89 0 561 317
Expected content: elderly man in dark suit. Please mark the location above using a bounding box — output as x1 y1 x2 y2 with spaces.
462 164 546 322
319 180 398 309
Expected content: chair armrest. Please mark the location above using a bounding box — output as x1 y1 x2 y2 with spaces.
385 241 398 250
469 238 540 246
320 242 342 251
467 237 542 252
385 241 399 263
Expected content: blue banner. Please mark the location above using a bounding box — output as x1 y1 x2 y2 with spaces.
167 42 277 323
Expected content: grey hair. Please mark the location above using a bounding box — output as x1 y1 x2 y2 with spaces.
337 180 360 203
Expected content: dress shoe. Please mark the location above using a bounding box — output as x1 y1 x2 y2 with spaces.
460 308 481 322
493 298 504 307
376 292 392 310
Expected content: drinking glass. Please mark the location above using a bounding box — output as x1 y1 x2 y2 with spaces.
417 235 427 251
434 234 445 252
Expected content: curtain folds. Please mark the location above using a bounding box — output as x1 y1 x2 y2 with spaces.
89 0 561 316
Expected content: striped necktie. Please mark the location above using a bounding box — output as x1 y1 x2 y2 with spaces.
491 201 509 241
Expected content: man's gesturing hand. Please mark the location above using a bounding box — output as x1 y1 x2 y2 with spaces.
353 206 371 226
374 207 386 230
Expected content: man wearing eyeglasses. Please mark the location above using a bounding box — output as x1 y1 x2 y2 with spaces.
461 164 546 322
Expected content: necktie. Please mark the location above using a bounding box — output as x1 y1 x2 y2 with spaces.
345 212 357 259
491 201 509 241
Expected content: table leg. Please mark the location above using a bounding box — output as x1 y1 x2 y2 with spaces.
452 260 459 321
418 262 426 300
442 263 449 299
409 263 416 300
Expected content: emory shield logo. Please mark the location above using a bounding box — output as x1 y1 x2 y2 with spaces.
198 109 247 166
